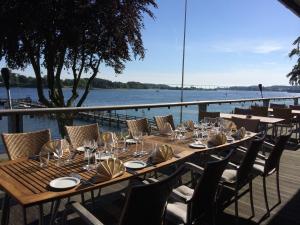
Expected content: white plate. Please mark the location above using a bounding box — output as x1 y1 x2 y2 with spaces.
49 177 80 189
100 155 112 160
76 146 85 152
124 160 147 169
189 142 207 149
126 139 137 144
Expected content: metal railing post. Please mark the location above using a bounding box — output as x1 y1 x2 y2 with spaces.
198 104 207 122
8 114 23 133
294 97 299 105
263 99 270 107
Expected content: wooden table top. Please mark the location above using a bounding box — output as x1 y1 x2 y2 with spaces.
0 133 256 207
220 113 285 124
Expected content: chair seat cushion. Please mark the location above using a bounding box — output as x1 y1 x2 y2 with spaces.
172 185 194 200
253 158 266 174
222 169 237 183
166 201 187 224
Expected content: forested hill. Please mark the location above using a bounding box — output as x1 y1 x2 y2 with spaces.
0 73 299 92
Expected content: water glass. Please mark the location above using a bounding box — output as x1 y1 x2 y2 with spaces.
132 131 141 157
39 152 50 168
120 129 129 152
83 148 92 171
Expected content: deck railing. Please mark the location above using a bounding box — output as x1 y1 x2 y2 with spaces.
0 95 299 133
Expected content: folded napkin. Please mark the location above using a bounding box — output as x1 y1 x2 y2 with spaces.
208 132 227 146
160 122 173 135
184 120 195 131
151 144 174 164
223 120 237 131
96 158 125 180
101 132 115 143
232 127 246 140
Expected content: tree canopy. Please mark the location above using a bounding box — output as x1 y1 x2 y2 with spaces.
0 0 157 107
287 36 300 85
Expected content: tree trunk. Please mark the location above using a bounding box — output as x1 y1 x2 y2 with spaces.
56 113 74 137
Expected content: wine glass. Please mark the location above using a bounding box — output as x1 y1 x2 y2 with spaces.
120 129 129 152
55 139 64 167
132 130 141 157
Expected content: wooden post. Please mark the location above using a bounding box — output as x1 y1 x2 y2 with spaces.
8 114 23 133
198 104 207 122
263 99 270 107
294 98 299 105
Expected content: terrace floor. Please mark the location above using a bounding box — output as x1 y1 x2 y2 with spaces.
1 143 300 225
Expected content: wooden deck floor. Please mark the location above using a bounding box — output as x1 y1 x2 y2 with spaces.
1 144 300 225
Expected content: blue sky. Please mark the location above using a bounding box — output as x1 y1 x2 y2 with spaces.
2 0 300 86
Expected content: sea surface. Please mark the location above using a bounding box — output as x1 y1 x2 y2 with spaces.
0 87 298 153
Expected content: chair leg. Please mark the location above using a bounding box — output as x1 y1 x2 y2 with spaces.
23 207 27 225
263 176 270 217
276 170 281 204
1 194 10 225
249 180 255 218
234 189 239 224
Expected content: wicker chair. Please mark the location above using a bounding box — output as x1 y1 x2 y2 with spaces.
231 117 260 133
233 107 251 115
154 114 175 131
126 118 151 135
250 106 269 117
272 108 296 137
252 133 291 217
199 111 220 121
65 123 100 149
165 151 233 225
2 129 51 160
221 137 265 221
270 103 286 109
63 167 182 225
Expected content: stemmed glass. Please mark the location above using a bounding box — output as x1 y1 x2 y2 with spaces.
132 130 142 157
83 140 93 171
55 139 64 167
120 129 129 152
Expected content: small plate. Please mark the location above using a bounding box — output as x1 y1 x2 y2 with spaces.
49 177 80 190
126 139 137 144
76 146 85 152
124 160 147 169
100 155 112 160
189 142 207 149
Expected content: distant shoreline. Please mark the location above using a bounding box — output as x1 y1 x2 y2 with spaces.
0 72 299 92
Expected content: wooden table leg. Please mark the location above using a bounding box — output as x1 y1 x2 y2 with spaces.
1 194 10 225
23 207 27 225
49 199 61 225
39 204 44 225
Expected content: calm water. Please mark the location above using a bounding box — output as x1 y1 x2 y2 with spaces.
0 87 297 153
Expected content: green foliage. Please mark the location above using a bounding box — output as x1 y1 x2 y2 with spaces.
287 36 300 85
0 0 157 107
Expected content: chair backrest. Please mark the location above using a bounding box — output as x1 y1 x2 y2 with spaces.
2 129 51 160
265 133 291 175
272 108 293 124
270 103 286 109
65 123 100 149
154 115 175 131
289 105 300 110
126 118 150 135
231 117 260 132
237 137 264 187
250 106 269 117
119 168 181 225
199 111 220 121
189 150 232 225
234 107 251 115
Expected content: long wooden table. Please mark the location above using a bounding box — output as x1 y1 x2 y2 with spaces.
220 113 285 124
0 133 257 225
268 108 300 116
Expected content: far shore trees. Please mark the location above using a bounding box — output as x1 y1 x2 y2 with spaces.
0 0 157 135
